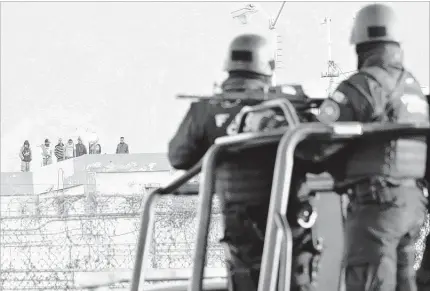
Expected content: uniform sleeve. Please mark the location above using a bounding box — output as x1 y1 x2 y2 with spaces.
302 76 375 166
168 102 209 170
316 78 374 124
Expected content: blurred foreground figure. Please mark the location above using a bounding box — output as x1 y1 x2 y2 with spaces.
316 4 428 290
168 34 321 291
245 3 429 290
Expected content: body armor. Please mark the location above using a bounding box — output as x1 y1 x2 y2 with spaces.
344 66 429 180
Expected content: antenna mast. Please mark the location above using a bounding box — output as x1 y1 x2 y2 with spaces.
321 17 341 96
270 2 286 78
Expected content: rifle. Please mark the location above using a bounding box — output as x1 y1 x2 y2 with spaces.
177 84 325 122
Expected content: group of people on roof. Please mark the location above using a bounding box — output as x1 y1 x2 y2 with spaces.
19 136 129 172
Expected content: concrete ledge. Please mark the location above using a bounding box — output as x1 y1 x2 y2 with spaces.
74 268 227 288
1 172 34 195
95 171 172 195
75 153 170 173
1 153 171 196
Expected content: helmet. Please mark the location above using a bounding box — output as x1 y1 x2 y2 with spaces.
350 4 401 45
224 34 276 76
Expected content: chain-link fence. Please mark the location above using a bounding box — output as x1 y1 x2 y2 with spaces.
0 186 225 291
1 185 429 291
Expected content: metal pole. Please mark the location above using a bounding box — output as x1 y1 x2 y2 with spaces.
325 17 332 62
272 32 278 86
321 17 338 96
188 145 220 291
270 2 286 29
270 2 286 86
130 191 159 291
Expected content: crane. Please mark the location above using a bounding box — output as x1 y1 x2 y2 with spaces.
231 4 259 25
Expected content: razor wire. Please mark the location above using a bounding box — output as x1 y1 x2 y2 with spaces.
0 184 224 291
1 183 429 291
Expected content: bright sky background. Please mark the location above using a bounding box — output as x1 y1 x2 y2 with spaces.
1 1 429 172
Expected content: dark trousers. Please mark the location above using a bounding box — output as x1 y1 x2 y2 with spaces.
344 184 427 291
221 201 317 291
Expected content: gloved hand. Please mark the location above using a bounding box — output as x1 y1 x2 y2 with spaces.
243 109 285 132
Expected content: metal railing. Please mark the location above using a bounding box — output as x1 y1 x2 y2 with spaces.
131 98 302 291
130 161 203 291
186 122 429 291
130 98 429 291
130 129 286 291
257 122 430 291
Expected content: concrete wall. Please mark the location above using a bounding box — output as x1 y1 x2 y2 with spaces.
74 153 170 173
1 154 344 290
95 171 173 195
32 156 76 194
1 153 172 196
1 172 34 195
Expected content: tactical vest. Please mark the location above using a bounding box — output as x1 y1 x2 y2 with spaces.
205 100 246 145
197 98 274 204
344 67 429 180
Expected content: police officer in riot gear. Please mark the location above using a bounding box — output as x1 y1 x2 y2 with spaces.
312 4 429 290
168 34 274 169
168 34 319 291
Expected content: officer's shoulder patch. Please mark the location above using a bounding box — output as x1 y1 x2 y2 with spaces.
317 99 340 124
331 90 347 104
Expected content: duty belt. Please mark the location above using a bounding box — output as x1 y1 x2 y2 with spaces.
348 177 427 204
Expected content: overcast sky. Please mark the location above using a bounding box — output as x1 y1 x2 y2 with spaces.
1 1 429 172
